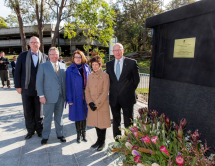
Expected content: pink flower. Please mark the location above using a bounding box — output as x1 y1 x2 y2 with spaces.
134 155 142 163
142 125 147 131
125 142 132 150
160 145 170 156
132 145 139 150
192 130 201 142
176 156 184 166
151 136 159 144
132 126 138 133
165 116 170 126
128 139 130 142
141 135 151 144
132 150 140 156
134 132 138 138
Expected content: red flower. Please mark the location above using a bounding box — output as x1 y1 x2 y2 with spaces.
134 155 142 163
141 135 151 144
134 132 138 138
165 116 170 126
151 136 159 144
176 156 184 166
132 127 138 133
160 145 170 156
132 145 139 150
192 130 201 142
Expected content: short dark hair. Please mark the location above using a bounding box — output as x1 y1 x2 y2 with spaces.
13 56 17 58
90 56 102 65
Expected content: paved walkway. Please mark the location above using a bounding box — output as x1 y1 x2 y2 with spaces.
0 76 147 166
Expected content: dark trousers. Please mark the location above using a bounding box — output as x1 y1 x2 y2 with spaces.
21 94 43 134
110 103 134 139
0 70 10 86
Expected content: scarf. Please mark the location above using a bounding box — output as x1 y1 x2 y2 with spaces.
25 49 44 89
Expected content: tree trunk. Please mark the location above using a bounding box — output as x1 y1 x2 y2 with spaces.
51 0 65 47
9 0 28 51
36 0 44 53
142 28 147 51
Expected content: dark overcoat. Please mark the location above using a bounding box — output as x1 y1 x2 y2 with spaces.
66 63 91 121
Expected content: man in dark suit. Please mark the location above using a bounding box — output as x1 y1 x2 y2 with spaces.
58 56 65 63
106 43 140 141
14 36 49 139
11 56 17 86
0 51 10 88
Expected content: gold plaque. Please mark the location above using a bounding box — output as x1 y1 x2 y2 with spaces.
173 38 196 58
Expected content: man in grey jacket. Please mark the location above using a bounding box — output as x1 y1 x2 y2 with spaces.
36 47 66 145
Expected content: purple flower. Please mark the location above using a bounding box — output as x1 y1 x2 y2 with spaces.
132 150 140 156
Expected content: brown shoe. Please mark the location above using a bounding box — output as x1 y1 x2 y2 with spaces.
2 86 4 88
8 86 11 88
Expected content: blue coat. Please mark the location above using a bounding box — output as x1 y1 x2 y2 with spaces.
66 63 91 121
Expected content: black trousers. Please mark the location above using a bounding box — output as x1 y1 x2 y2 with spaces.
110 103 133 139
0 70 10 86
21 94 43 134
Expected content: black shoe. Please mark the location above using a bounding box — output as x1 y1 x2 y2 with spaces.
58 136 66 142
82 131 87 142
91 140 99 148
37 132 42 137
25 133 34 139
97 142 105 151
41 139 48 145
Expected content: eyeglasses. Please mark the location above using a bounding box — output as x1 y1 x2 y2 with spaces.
30 42 40 45
74 57 82 59
113 49 122 53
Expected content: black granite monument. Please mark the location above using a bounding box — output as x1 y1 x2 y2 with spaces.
146 0 215 152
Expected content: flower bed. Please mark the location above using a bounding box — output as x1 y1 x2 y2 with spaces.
106 108 215 166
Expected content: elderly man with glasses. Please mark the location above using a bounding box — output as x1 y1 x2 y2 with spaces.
14 36 49 139
106 43 140 142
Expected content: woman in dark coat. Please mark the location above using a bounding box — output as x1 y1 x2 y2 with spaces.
66 50 91 143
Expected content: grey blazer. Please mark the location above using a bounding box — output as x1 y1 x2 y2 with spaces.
36 61 66 103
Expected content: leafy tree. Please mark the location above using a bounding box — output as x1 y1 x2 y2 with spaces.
165 0 196 10
5 14 19 27
64 0 115 58
0 17 9 28
4 0 28 51
113 0 163 52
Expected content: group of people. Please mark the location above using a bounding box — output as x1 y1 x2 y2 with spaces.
13 36 140 151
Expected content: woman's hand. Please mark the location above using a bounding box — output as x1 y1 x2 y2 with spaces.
69 103 73 105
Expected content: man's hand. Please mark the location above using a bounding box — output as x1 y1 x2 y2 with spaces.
40 97 46 104
69 103 73 105
16 88 22 94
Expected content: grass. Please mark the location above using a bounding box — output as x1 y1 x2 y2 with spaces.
135 88 149 94
5 55 17 61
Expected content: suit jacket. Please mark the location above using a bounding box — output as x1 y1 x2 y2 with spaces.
11 61 16 73
106 57 140 107
0 57 9 70
36 61 66 103
14 51 48 93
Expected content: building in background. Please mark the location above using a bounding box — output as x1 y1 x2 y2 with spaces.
0 24 108 55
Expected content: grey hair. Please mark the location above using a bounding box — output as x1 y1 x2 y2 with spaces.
48 47 59 55
113 43 124 49
29 36 40 43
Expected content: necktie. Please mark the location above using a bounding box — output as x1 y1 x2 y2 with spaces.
55 63 59 75
116 60 120 80
32 52 37 56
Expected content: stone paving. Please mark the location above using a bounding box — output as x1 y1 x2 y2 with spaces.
0 76 147 166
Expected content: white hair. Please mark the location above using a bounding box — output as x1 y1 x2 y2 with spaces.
29 36 40 43
48 47 59 55
113 43 124 50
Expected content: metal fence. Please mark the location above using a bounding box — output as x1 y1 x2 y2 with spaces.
136 73 150 104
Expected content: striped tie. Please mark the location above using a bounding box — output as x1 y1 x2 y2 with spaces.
55 63 59 75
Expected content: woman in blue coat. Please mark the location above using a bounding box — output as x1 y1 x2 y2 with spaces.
66 50 91 143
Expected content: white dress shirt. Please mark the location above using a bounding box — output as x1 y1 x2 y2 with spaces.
50 61 59 71
31 51 39 67
114 56 124 75
14 61 16 64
